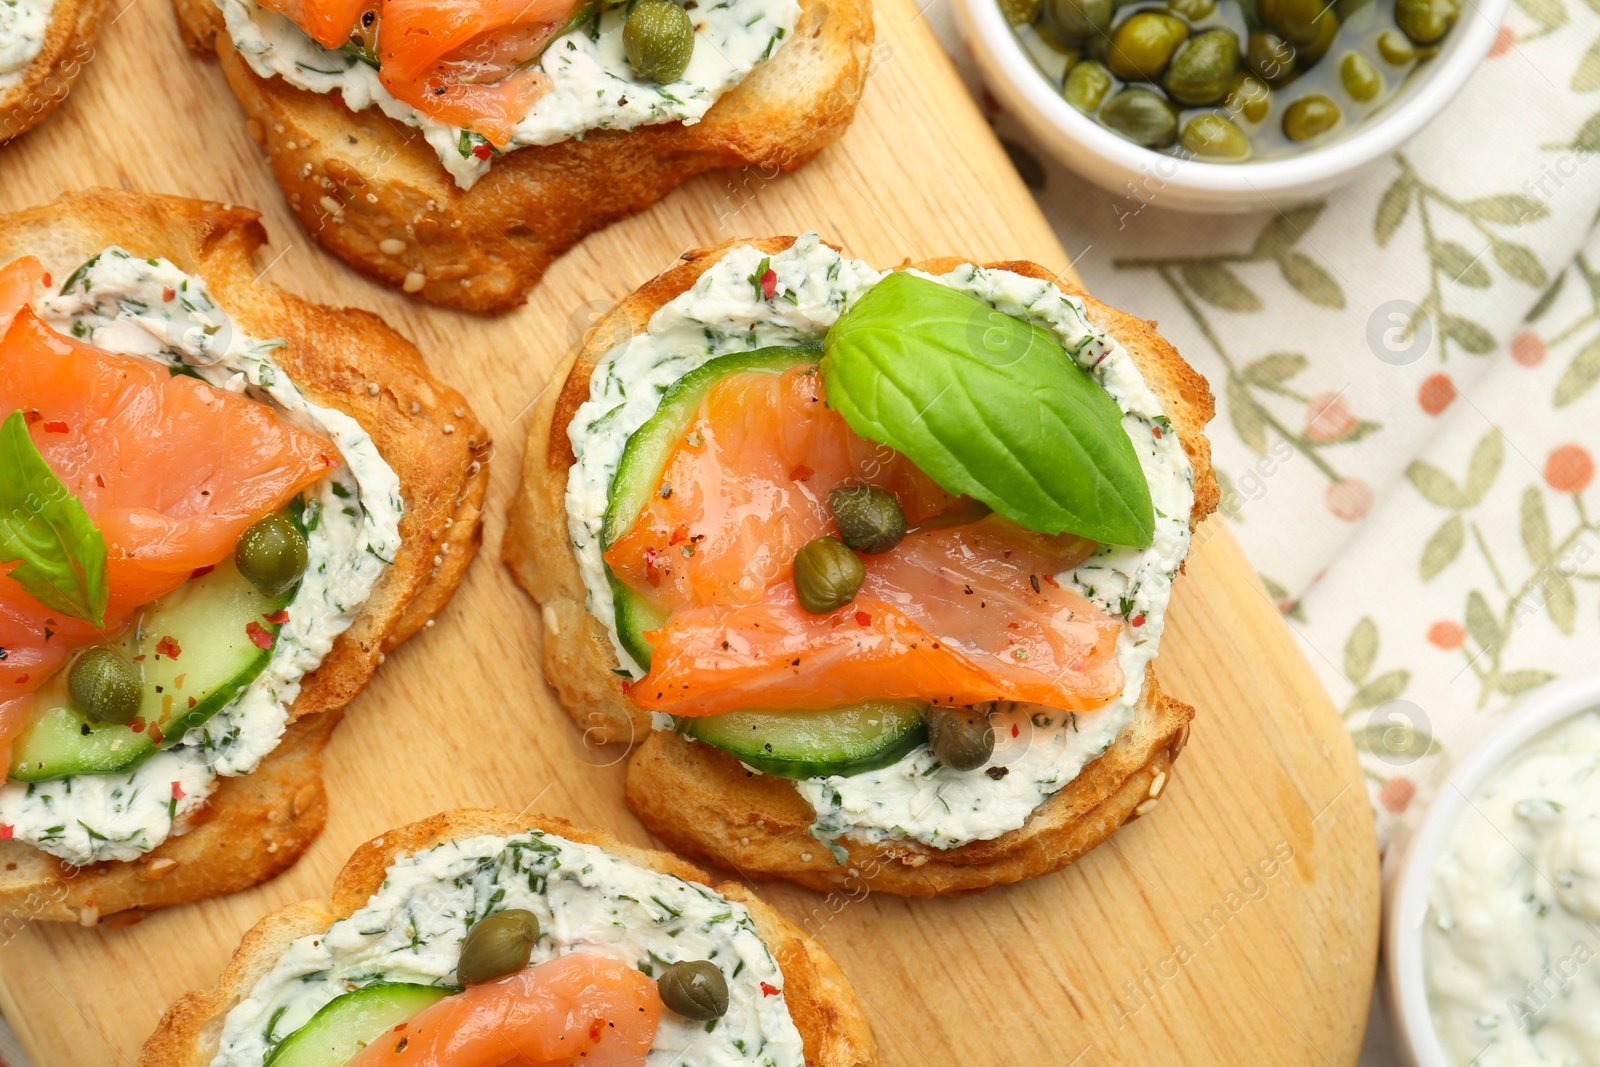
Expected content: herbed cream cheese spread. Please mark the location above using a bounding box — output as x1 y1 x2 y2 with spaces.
1426 709 1600 1066
564 235 1196 853
216 0 799 190
212 829 806 1067
0 247 403 866
0 0 53 86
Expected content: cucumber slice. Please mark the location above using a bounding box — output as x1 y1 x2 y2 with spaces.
264 983 453 1067
602 344 821 668
8 557 293 782
682 700 929 779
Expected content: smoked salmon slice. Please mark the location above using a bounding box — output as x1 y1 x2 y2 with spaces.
0 256 337 754
605 363 1126 717
345 954 661 1067
259 0 371 49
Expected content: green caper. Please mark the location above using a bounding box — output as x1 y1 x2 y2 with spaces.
1226 71 1271 123
1339 51 1382 101
1106 12 1189 80
1164 28 1240 106
1292 7 1339 65
1063 59 1113 112
1376 30 1416 64
1259 0 1336 45
1180 112 1251 159
1044 0 1112 37
624 0 695 83
235 512 308 599
927 706 995 771
68 646 142 725
1033 19 1083 57
1244 30 1297 85
1000 0 1042 24
1099 87 1179 147
1281 93 1341 141
657 960 729 1020
1396 0 1457 44
1167 0 1215 18
793 537 865 614
828 486 906 555
457 909 541 986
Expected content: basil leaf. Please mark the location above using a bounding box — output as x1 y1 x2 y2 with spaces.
0 410 108 626
821 272 1155 547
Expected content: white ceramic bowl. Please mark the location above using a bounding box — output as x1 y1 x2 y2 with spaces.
1381 672 1600 1067
955 0 1510 212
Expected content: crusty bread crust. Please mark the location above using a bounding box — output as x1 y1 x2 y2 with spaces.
0 0 107 143
171 0 874 312
504 236 1218 895
139 809 877 1067
0 189 491 923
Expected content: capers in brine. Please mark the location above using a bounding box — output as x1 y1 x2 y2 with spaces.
828 486 906 555
1106 12 1189 81
1033 19 1083 57
1167 0 1215 19
1063 59 1113 112
927 706 995 772
999 0 1042 24
68 646 142 725
457 909 541 986
657 960 730 1021
1376 30 1416 64
624 0 696 83
1099 88 1179 148
235 512 308 599
1044 0 1111 38
1226 71 1271 123
1180 112 1251 159
1164 28 1240 106
1396 0 1458 44
1281 93 1342 141
1339 51 1382 102
1245 30 1297 86
793 536 865 615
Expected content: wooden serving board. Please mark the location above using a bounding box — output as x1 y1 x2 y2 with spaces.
0 0 1378 1061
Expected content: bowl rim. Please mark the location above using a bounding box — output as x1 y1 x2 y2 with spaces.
956 0 1511 199
1382 672 1600 1067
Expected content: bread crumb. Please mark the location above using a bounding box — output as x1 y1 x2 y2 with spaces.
366 382 380 396
403 271 426 293
379 238 406 256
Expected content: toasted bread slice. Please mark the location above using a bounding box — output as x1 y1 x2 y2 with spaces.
505 236 1218 895
0 188 491 923
139 809 877 1067
0 0 106 143
170 0 874 312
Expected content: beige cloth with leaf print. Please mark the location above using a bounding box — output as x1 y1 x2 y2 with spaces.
929 0 1600 852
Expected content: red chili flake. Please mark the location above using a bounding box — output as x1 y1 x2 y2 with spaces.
642 547 663 588
187 696 196 709
472 143 493 161
1131 614 1146 627
854 611 871 626
191 564 215 579
588 1021 603 1041
318 453 340 468
155 636 182 660
42 420 69 434
790 464 813 482
1041 573 1059 588
148 723 164 745
245 621 275 650
760 982 781 997
669 525 689 546
129 717 146 733
1011 724 1020 738
22 410 41 425
13 675 24 685
171 781 185 800
330 89 346 108
1152 426 1163 439
0 825 12 840
40 273 50 288
162 286 175 303
263 609 290 625
94 474 105 488
760 268 777 300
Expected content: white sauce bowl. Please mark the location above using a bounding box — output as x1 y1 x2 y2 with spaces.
1383 672 1600 1067
954 0 1509 212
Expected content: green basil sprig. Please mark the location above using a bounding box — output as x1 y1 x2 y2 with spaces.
0 410 108 626
821 272 1155 548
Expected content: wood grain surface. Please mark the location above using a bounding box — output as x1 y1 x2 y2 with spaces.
0 0 1380 1061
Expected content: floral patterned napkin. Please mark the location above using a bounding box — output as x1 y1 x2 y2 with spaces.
925 0 1600 849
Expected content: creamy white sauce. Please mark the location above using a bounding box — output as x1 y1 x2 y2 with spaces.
212 830 805 1067
1426 710 1600 1066
564 235 1196 851
0 248 402 866
0 0 52 86
216 0 798 190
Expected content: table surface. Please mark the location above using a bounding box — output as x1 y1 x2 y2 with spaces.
0 0 1380 1061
